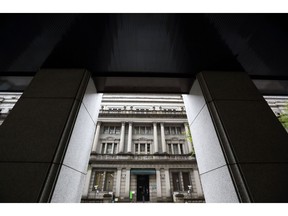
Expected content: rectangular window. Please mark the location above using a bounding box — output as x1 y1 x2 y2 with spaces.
168 144 172 154
172 172 181 191
146 127 152 134
140 144 145 154
94 171 104 191
180 144 183 154
164 127 170 135
134 126 139 134
115 126 121 134
140 126 145 134
176 127 182 134
173 144 179 154
135 144 139 154
106 143 113 154
103 126 109 134
171 127 176 135
109 127 114 134
104 172 114 191
182 172 191 191
147 144 150 154
101 143 106 154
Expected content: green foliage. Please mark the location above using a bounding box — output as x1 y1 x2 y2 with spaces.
278 102 288 130
182 127 195 156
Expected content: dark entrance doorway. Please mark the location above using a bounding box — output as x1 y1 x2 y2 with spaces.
137 175 149 202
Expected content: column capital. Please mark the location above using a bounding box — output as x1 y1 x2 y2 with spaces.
153 122 158 126
121 122 125 125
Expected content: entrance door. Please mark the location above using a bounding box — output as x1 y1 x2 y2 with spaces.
137 175 149 202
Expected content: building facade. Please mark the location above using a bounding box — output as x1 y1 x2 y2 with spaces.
0 92 22 126
1 91 287 202
80 94 205 203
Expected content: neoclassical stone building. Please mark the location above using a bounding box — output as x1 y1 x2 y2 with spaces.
81 94 205 203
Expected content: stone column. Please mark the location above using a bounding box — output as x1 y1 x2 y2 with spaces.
0 69 102 202
82 165 92 198
183 71 288 203
178 144 181 155
91 121 101 152
153 122 159 154
127 122 133 153
184 123 193 153
115 169 122 197
164 169 171 198
125 168 131 198
119 122 125 153
193 169 203 197
156 169 162 198
160 123 167 153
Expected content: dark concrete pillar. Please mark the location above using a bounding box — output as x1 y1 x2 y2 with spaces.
0 69 102 202
183 71 288 202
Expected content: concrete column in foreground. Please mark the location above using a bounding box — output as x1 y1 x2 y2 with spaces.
164 169 171 198
184 122 193 153
82 165 92 198
160 123 167 153
115 169 122 197
0 69 102 202
153 122 159 154
156 169 162 198
91 122 101 152
119 122 125 153
193 169 203 197
127 122 133 153
183 71 288 203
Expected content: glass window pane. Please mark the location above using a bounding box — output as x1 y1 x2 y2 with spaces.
103 126 109 134
107 143 112 154
115 126 120 134
94 171 104 191
104 172 114 191
182 172 191 191
109 126 114 134
164 127 169 135
135 144 139 153
147 144 150 154
176 127 182 134
171 127 176 135
140 126 145 134
140 144 145 153
146 127 152 134
180 144 183 154
101 143 106 154
168 144 172 154
172 172 181 191
173 144 179 154
134 127 139 134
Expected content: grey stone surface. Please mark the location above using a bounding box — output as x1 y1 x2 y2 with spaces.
0 162 50 202
198 71 263 102
214 100 288 163
239 163 288 202
190 105 227 174
0 98 79 162
51 165 86 203
182 79 206 125
21 69 87 99
82 78 103 125
62 103 96 173
200 165 239 203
